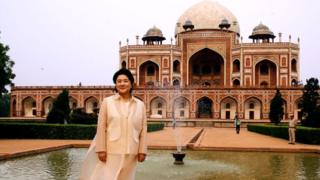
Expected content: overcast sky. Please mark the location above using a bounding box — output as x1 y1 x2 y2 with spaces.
0 0 319 86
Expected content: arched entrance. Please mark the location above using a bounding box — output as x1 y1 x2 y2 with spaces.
233 79 240 87
220 97 237 119
42 97 54 116
173 97 190 118
11 99 17 116
121 61 126 69
150 97 167 118
69 97 78 110
255 60 277 87
139 61 160 86
85 97 99 114
189 48 224 86
197 97 213 118
244 97 262 120
232 59 240 73
22 97 36 117
294 98 303 120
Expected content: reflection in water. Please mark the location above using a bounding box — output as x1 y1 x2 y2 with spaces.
0 149 319 180
299 155 320 180
0 149 84 180
138 151 320 180
269 155 284 177
47 150 71 180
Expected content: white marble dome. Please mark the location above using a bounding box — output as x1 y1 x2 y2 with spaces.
175 0 240 35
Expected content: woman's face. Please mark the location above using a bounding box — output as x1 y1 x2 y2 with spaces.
115 74 132 95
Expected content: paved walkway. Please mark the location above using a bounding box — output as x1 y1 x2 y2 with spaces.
0 140 89 160
0 127 319 160
194 128 320 152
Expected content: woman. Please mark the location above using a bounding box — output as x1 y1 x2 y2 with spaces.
80 68 147 180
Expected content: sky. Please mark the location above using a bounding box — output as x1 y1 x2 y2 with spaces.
0 0 319 86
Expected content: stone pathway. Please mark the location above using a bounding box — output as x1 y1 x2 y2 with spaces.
0 139 89 160
193 128 320 153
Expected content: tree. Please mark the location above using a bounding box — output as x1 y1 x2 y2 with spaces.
269 89 284 125
301 78 320 127
0 33 15 98
0 93 10 117
47 89 70 124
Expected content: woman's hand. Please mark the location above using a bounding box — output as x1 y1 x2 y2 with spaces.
137 153 146 162
97 152 107 162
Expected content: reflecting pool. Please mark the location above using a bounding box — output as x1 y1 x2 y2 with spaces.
0 148 319 180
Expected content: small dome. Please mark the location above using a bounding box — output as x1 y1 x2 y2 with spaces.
184 19 193 26
249 23 275 39
142 26 166 45
143 26 165 40
220 18 229 25
219 18 231 29
175 0 240 35
183 19 195 30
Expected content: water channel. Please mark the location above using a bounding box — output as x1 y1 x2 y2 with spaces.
0 148 319 180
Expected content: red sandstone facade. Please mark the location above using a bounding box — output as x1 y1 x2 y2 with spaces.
10 1 303 121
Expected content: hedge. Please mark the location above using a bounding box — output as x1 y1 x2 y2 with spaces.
0 123 96 139
0 122 164 139
147 122 165 132
247 124 320 145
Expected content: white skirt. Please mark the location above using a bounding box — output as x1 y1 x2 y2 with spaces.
80 137 137 180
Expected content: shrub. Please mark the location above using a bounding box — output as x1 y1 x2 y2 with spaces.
300 78 320 127
269 89 284 125
47 108 65 124
46 89 70 124
247 124 320 145
0 93 10 117
0 122 96 139
147 122 165 132
0 122 164 139
69 108 97 124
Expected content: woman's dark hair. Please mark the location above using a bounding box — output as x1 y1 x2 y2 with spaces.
113 68 134 93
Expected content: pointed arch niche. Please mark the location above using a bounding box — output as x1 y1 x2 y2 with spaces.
139 61 160 86
196 96 213 118
189 48 224 86
150 97 167 118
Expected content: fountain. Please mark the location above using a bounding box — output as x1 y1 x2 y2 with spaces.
172 151 186 165
172 117 186 165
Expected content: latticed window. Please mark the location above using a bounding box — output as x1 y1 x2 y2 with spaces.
260 81 268 87
193 65 199 74
180 110 184 117
202 65 211 74
260 64 269 75
173 79 180 86
147 66 155 76
226 103 230 109
249 103 254 109
122 61 126 69
173 60 180 73
233 79 240 86
179 102 185 108
291 59 297 72
233 60 240 72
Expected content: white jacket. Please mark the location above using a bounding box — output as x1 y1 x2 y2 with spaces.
95 94 147 155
